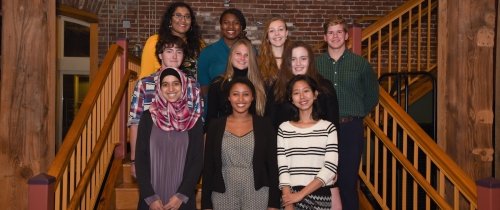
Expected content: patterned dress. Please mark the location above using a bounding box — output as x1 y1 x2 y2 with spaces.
211 131 269 209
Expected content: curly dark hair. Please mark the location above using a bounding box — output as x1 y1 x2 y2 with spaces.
219 8 247 39
286 75 321 122
219 8 247 30
158 2 202 58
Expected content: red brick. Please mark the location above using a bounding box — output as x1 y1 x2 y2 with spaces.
97 0 424 63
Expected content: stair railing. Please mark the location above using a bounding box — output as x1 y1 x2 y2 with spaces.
28 40 140 210
360 89 477 209
354 0 478 208
361 0 438 93
379 71 437 140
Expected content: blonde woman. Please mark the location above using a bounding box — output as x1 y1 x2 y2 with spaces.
205 38 266 128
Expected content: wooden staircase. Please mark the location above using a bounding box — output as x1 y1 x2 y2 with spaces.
355 1 478 209
111 161 203 210
114 162 139 210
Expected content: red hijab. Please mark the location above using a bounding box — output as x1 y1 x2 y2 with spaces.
149 68 202 131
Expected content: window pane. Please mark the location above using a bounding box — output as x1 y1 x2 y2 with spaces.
64 21 90 57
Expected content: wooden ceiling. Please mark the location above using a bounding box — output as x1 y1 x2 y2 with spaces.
57 0 105 15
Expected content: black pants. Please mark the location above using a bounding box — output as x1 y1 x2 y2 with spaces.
338 118 364 210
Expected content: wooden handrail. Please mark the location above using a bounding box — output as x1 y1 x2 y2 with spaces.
364 117 452 209
47 44 122 186
376 88 477 203
362 0 429 40
361 1 437 57
67 69 133 209
95 158 123 209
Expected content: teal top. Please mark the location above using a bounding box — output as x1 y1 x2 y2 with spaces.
197 38 230 86
315 50 379 118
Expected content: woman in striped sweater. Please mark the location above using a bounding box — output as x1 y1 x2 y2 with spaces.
277 75 339 210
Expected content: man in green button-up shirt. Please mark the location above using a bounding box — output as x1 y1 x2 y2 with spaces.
316 16 379 210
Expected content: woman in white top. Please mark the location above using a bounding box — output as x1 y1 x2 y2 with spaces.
277 75 339 210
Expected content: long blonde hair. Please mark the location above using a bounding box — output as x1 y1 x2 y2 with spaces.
219 38 267 116
258 17 290 85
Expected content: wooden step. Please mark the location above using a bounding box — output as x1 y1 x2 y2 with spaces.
115 182 139 210
122 162 136 184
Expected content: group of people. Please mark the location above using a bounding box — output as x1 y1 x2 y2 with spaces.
128 2 379 210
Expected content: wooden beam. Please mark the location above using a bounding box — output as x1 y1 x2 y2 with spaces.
57 4 98 23
0 0 56 209
438 0 494 181
495 0 500 179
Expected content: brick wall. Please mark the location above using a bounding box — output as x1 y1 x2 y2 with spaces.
97 0 408 62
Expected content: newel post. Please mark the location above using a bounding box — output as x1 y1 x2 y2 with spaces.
28 173 56 210
476 178 500 210
349 25 362 56
115 38 129 159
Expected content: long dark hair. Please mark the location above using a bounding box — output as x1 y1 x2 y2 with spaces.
226 77 257 115
158 2 201 58
286 75 321 122
275 41 331 103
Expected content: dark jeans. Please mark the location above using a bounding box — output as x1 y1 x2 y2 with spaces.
338 118 364 210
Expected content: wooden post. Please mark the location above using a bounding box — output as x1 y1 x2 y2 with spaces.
0 0 56 209
495 0 500 179
28 173 55 210
115 38 128 159
437 0 494 180
349 25 363 55
476 178 500 210
90 23 99 81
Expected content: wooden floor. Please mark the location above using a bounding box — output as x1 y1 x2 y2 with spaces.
114 161 370 210
114 162 202 210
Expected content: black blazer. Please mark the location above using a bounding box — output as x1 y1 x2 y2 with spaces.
135 111 204 210
201 115 280 209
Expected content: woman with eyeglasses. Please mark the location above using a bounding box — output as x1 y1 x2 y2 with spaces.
139 2 205 79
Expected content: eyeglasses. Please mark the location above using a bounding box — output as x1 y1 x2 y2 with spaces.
172 13 192 21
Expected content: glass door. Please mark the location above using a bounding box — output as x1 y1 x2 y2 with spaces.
56 16 91 150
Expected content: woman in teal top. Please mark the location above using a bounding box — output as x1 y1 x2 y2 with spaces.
197 8 247 96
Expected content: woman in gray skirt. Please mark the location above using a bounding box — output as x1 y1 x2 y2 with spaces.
202 77 280 210
135 67 203 210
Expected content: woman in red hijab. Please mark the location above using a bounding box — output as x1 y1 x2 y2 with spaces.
135 68 203 210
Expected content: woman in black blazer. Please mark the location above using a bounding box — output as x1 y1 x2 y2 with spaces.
202 77 280 210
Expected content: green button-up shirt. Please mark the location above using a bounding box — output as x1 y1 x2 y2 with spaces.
316 50 379 118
